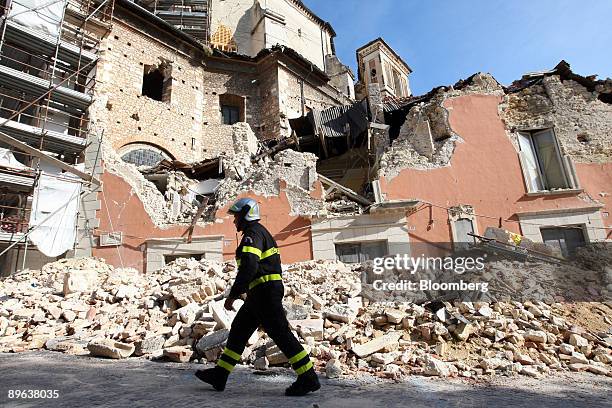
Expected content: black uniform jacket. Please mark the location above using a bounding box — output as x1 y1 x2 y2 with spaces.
229 221 282 298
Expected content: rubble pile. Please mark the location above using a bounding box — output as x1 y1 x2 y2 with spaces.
213 149 325 217
1 257 610 381
102 120 357 225
214 148 363 217
102 140 170 226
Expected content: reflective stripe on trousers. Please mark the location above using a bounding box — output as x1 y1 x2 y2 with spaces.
216 347 241 373
288 349 313 375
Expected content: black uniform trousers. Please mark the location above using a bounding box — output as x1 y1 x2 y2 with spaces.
215 281 313 376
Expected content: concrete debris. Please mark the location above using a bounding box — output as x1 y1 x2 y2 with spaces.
134 335 166 356
196 329 230 354
266 343 290 365
163 346 194 363
0 256 610 381
423 355 451 377
363 243 610 305
352 332 402 358
325 358 343 378
213 149 326 217
253 356 269 371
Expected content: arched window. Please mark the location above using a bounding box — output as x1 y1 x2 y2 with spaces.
119 143 173 167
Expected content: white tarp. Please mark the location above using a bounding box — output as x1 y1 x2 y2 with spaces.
0 147 28 170
9 0 66 37
29 170 81 257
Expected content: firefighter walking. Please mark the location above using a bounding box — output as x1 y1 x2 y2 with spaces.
195 198 320 396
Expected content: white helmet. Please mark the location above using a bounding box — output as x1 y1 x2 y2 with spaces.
228 198 260 221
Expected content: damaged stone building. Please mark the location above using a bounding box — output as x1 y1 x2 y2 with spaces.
0 0 353 273
93 57 612 272
0 0 610 275
378 62 612 257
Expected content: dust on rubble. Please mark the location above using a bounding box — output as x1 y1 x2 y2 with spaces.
0 255 610 383
102 122 363 228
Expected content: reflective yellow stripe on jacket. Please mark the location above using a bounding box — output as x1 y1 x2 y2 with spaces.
242 246 279 260
248 273 282 290
240 246 281 289
242 246 262 258
260 247 279 260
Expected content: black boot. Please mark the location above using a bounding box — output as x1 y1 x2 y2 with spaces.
194 367 229 391
285 368 320 396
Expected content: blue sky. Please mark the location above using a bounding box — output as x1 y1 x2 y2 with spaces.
306 0 612 95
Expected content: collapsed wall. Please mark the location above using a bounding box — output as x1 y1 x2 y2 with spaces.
379 73 504 180
101 121 330 226
499 70 612 164
101 123 257 227
378 65 612 181
101 139 171 226
214 149 327 217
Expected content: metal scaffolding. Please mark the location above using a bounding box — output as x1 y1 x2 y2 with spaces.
136 0 211 44
0 0 114 273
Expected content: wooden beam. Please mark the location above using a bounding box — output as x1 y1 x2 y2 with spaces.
0 130 100 185
185 197 209 243
252 136 296 163
317 126 328 158
318 174 372 206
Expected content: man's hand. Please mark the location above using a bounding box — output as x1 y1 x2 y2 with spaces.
224 297 236 311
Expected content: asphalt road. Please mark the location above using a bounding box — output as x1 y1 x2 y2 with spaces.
1 351 610 408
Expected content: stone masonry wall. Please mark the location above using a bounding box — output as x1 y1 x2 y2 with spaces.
92 20 208 162
200 60 262 158
257 58 281 139
500 75 612 164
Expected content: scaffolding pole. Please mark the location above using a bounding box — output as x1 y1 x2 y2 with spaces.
0 0 114 270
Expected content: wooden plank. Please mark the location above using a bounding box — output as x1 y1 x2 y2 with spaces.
0 131 100 185
185 197 209 243
317 174 372 206
252 136 296 163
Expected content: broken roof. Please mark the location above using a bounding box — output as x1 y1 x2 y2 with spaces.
383 60 611 113
506 60 612 96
